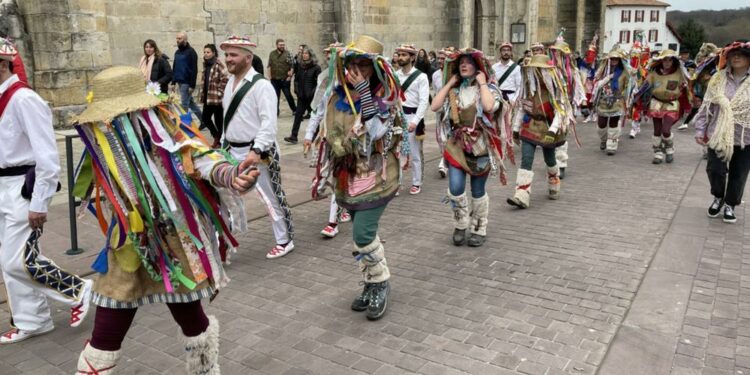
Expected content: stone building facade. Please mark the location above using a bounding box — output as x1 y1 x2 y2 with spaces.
1 0 604 127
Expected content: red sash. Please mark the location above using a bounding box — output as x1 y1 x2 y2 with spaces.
0 81 29 118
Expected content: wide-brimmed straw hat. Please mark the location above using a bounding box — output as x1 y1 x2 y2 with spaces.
606 48 626 60
525 54 555 69
220 35 257 53
73 66 162 124
653 49 679 61
395 43 418 55
0 37 17 61
348 35 384 56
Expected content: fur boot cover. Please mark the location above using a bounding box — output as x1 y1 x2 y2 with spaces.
76 342 120 374
469 195 489 236
447 191 470 230
181 315 220 375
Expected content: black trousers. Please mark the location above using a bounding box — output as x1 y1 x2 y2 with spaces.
271 79 297 115
707 146 750 207
290 96 313 139
201 104 224 140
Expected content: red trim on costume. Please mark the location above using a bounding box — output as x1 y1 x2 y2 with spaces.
0 80 29 118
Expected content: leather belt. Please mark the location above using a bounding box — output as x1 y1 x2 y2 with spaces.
0 165 33 177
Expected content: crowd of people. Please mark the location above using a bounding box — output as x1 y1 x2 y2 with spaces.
0 29 748 375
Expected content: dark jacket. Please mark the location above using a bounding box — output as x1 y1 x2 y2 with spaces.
150 54 173 94
172 43 198 88
294 61 321 99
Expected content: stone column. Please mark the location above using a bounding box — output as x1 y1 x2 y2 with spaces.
0 0 33 86
459 0 473 48
17 0 111 127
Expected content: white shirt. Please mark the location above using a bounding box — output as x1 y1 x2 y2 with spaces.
492 59 522 102
222 67 277 152
0 74 60 212
396 67 429 125
432 69 443 92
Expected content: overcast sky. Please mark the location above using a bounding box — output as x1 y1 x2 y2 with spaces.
667 0 749 11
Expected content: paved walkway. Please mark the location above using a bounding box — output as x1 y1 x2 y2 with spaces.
0 115 746 375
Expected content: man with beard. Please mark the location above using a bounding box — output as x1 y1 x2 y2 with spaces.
395 44 430 195
492 41 522 103
222 36 295 259
267 38 297 116
172 32 202 122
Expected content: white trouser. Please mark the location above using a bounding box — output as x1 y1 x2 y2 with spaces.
406 113 423 187
230 146 293 245
328 195 339 224
0 176 78 331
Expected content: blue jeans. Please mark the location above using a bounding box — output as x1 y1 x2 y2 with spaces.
179 83 203 119
448 165 488 198
520 140 557 170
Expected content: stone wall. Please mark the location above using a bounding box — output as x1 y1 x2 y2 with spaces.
10 0 602 127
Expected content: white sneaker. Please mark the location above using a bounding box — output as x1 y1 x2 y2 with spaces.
321 225 339 238
0 325 55 345
677 123 689 130
266 241 295 259
70 279 94 328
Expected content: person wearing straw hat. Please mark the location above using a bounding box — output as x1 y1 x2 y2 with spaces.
395 43 430 195
508 54 573 209
694 40 750 224
549 30 587 179
642 49 691 164
0 37 94 345
591 48 632 155
492 41 522 103
433 47 455 179
303 42 352 239
220 35 296 259
431 47 508 247
309 35 405 320
70 64 258 374
628 36 651 139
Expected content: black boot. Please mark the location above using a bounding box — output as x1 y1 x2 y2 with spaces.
452 229 466 246
366 281 390 321
467 233 486 247
559 167 566 180
351 283 372 312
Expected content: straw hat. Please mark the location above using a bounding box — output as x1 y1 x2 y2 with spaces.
349 35 384 56
653 49 678 61
525 54 554 69
220 36 257 53
530 42 545 51
550 40 572 55
606 48 626 60
73 66 162 124
395 43 418 55
498 41 513 51
0 37 17 61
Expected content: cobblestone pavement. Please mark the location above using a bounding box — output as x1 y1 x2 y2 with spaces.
0 118 745 375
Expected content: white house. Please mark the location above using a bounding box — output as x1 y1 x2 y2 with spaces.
603 0 681 54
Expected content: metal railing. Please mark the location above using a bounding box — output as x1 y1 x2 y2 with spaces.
64 134 84 255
